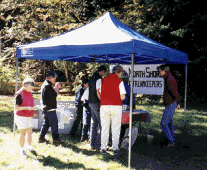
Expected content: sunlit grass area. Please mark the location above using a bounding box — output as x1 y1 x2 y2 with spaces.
1 95 207 169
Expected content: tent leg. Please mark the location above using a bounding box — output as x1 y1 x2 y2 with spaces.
13 58 19 136
128 53 134 169
184 64 187 112
184 64 188 129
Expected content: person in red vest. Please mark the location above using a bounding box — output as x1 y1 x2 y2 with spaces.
15 78 36 158
97 64 126 155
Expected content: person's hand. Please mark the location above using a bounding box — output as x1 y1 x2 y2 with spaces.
33 105 41 110
177 104 180 110
55 82 61 89
55 82 61 93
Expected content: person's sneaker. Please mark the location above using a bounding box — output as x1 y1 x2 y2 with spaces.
20 150 27 158
90 146 96 150
27 146 36 152
53 139 64 144
38 138 49 143
100 149 107 154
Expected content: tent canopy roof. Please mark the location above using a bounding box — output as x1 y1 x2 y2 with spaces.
16 12 188 64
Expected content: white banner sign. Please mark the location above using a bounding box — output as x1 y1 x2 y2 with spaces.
110 64 164 95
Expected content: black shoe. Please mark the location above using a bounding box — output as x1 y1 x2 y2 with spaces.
53 139 64 144
113 150 120 156
100 149 107 154
91 146 96 150
80 136 86 142
68 134 75 139
39 138 49 143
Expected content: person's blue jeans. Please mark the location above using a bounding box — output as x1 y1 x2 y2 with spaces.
82 104 91 125
160 102 177 144
40 110 59 140
82 104 91 138
89 103 101 148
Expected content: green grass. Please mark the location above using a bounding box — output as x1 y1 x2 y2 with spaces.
1 95 207 169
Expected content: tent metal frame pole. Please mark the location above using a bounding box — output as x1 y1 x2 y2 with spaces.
128 53 134 169
13 57 19 136
184 64 187 112
15 58 19 93
184 64 188 129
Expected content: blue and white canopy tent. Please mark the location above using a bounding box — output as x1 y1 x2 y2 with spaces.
16 11 188 168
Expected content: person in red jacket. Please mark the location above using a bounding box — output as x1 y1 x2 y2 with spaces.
98 64 126 155
15 78 36 158
158 64 181 148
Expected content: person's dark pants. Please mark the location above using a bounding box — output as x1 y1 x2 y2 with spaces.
82 125 90 139
69 105 83 137
89 103 101 149
39 110 59 140
82 104 91 139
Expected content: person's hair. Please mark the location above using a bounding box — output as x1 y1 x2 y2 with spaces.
121 70 129 83
112 64 123 74
82 78 89 85
157 64 170 72
46 71 58 78
22 77 35 86
98 65 107 72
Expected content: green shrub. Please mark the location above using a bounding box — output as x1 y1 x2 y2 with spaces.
0 64 21 95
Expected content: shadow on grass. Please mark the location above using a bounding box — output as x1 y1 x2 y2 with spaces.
0 111 14 132
35 154 92 170
52 135 130 168
131 125 207 169
54 134 169 169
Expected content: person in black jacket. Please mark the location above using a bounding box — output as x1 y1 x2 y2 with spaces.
88 65 107 150
39 71 63 144
69 78 89 138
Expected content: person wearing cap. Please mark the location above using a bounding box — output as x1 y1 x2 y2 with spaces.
120 70 136 142
98 64 126 155
39 71 63 144
121 70 136 110
88 65 107 150
69 78 89 139
158 64 181 148
14 77 36 158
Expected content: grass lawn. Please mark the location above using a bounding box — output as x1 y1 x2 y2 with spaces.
1 95 207 170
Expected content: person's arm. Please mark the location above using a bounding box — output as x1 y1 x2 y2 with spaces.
119 81 126 101
96 79 102 100
97 90 100 100
15 105 34 111
81 88 89 102
75 87 82 105
120 94 125 101
167 78 181 109
177 104 180 110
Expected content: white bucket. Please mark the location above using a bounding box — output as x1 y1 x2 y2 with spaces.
146 134 154 144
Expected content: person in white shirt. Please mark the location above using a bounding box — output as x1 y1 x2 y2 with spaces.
80 80 91 142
